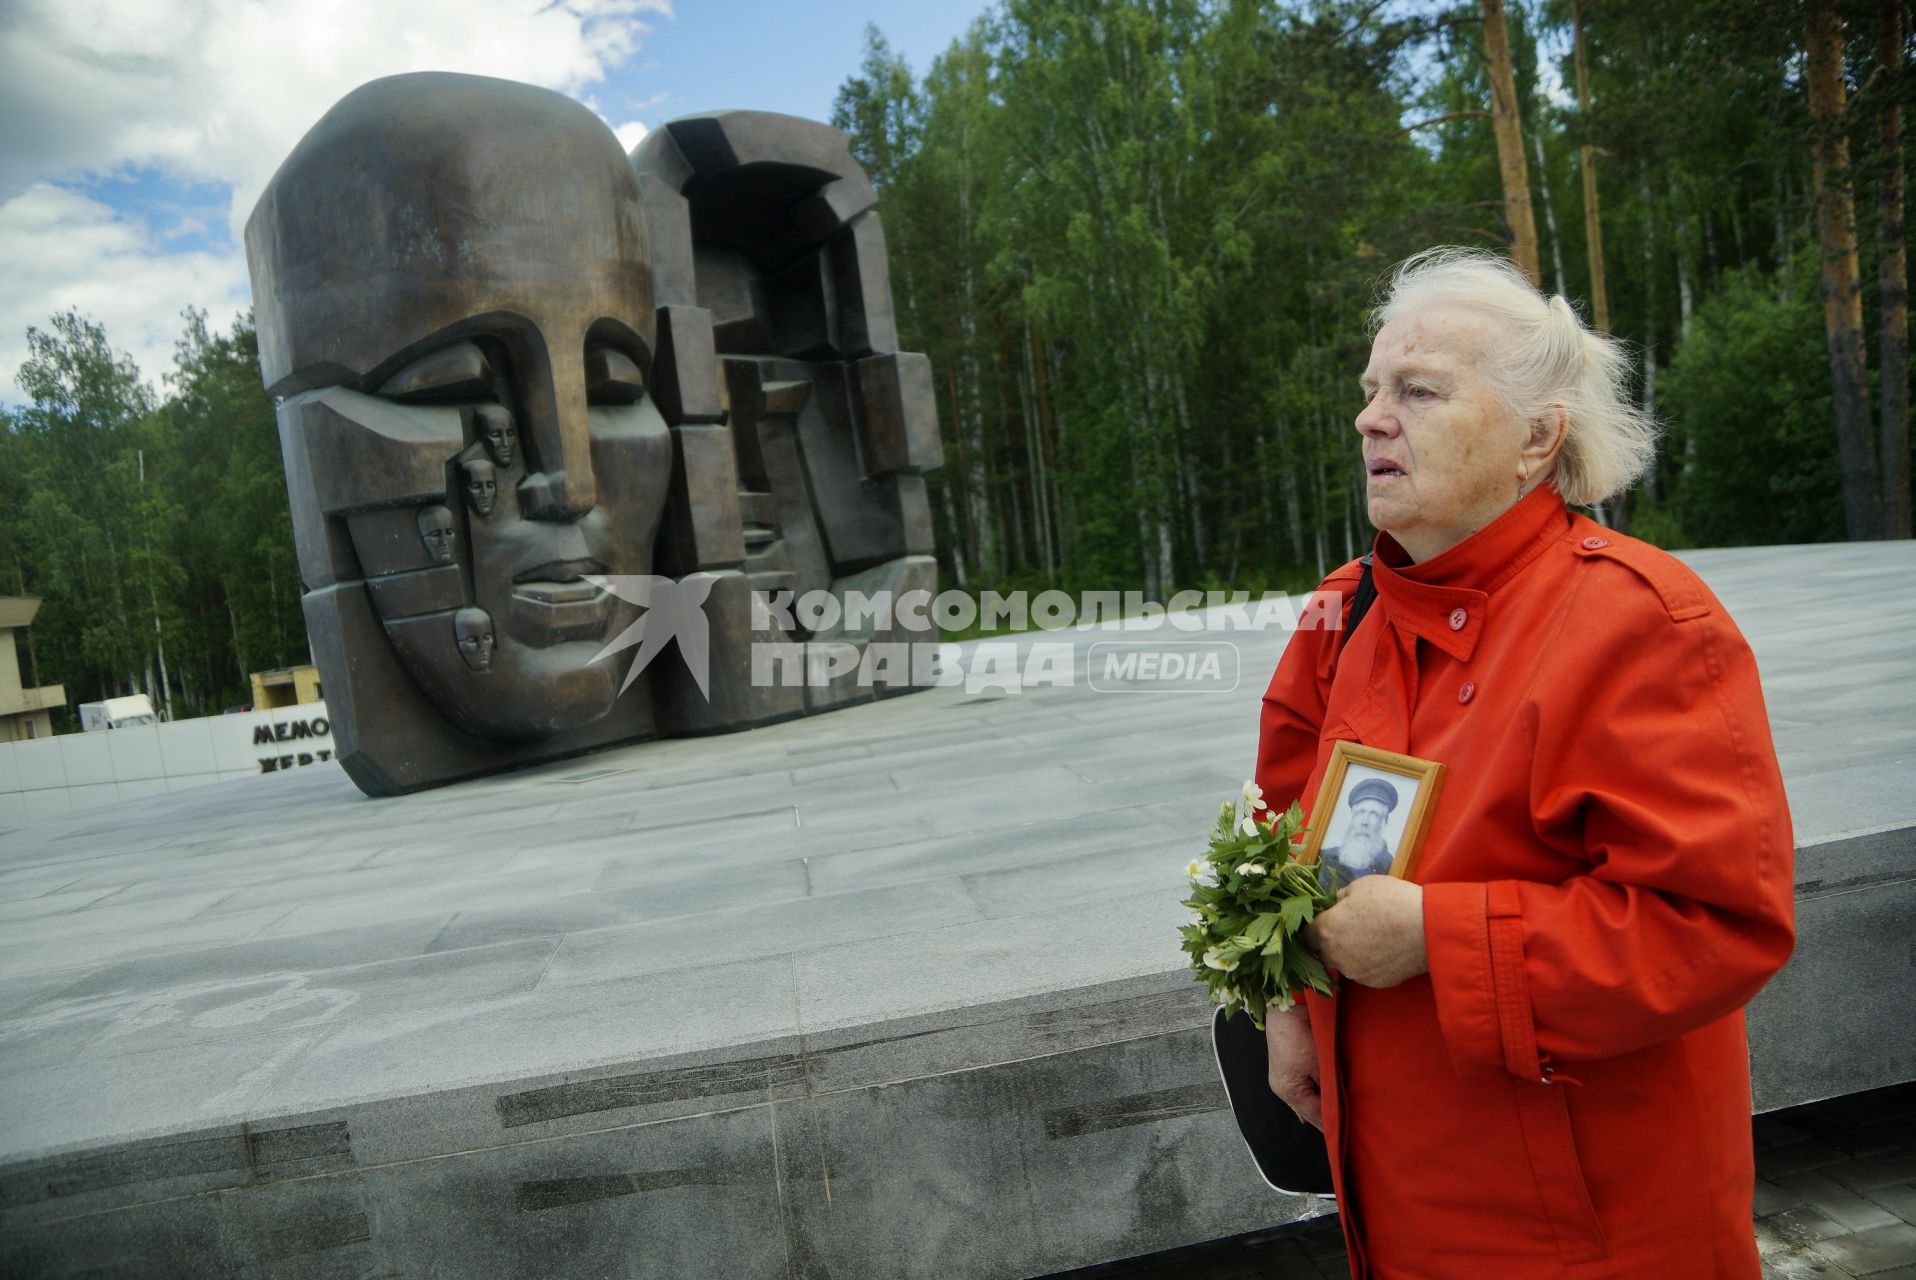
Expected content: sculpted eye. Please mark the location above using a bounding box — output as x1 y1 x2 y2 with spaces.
585 347 646 405
378 342 496 403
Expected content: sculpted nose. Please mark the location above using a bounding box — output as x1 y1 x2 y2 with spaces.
516 345 596 520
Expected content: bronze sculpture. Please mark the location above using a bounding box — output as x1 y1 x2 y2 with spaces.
246 73 941 795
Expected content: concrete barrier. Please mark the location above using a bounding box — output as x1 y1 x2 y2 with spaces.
0 703 334 824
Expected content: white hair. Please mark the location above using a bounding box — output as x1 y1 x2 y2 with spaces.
1371 247 1658 507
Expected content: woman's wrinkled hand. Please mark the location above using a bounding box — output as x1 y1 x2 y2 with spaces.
1264 1004 1323 1130
1304 875 1429 988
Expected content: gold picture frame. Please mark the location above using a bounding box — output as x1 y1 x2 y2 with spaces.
1296 742 1447 884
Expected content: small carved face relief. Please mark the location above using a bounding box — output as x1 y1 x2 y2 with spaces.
463 458 497 517
475 405 517 467
416 505 457 564
454 607 495 673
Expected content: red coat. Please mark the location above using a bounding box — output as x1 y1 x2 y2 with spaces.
1256 489 1795 1279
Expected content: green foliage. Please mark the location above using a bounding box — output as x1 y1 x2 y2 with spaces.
164 309 306 693
836 0 1876 597
1180 787 1340 1030
2 307 300 720
1659 253 1843 547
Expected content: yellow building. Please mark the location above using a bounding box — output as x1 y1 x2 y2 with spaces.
250 664 323 710
0 598 66 743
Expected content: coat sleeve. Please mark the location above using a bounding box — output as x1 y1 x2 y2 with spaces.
1255 565 1364 806
1422 559 1796 1079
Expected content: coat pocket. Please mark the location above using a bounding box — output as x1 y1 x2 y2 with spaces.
1511 1078 1608 1265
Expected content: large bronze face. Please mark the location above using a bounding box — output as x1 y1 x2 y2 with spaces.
249 73 670 743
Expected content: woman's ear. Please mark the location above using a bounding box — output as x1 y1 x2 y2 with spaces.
1525 405 1568 471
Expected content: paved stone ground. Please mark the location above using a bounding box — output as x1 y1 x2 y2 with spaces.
0 540 1910 1278
1046 1083 1916 1280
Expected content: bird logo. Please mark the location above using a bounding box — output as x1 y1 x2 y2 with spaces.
582 574 719 699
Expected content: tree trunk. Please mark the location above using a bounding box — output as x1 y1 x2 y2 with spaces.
1022 314 1057 576
15 561 43 693
1311 457 1329 583
1573 0 1610 332
1776 170 1793 303
944 363 977 578
1173 368 1203 568
1281 438 1304 566
1640 179 1659 432
1807 0 1885 540
226 589 248 690
940 481 969 591
137 448 175 720
102 525 134 683
1615 178 1657 533
1482 0 1541 284
1533 127 1569 295
994 320 1029 573
1876 0 1911 538
1048 343 1074 571
1673 181 1697 342
955 131 998 581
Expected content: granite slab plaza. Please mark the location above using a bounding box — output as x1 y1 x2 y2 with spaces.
0 540 1912 1279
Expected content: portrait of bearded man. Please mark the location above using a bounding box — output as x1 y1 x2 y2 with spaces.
1320 775 1400 886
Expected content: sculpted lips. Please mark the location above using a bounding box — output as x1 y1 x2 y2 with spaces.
512 558 607 605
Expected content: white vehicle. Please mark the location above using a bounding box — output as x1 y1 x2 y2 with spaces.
78 695 158 732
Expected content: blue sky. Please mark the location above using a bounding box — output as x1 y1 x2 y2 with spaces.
0 0 993 403
604 1 987 129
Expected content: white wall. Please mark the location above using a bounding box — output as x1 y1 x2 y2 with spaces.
0 703 335 826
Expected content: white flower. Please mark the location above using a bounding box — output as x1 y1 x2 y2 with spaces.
1239 814 1258 836
1202 947 1240 973
1241 779 1267 812
1185 859 1205 881
1235 862 1265 877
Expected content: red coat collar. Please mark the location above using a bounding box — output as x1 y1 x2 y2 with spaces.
1370 487 1571 662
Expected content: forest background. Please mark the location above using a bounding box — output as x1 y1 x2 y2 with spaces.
0 0 1908 724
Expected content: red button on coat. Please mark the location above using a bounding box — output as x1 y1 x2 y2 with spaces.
1582 535 1609 550
1448 607 1468 631
1458 681 1477 703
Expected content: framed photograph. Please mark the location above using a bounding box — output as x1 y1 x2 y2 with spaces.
1296 742 1446 884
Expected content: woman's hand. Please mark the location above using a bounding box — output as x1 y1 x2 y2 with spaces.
1305 875 1429 988
1264 1004 1323 1130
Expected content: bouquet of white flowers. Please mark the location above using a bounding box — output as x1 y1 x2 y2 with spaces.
1179 781 1339 1029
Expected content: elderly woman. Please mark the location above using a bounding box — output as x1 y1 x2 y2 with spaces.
1256 249 1794 1278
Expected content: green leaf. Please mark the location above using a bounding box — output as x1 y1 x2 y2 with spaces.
1277 894 1316 933
1289 945 1331 993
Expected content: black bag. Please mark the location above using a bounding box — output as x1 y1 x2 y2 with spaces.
1210 1004 1335 1194
1208 555 1375 1197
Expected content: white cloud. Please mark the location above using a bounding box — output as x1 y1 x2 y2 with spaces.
0 0 672 401
0 185 250 399
612 120 651 152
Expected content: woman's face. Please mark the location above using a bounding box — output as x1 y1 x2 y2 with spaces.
1356 305 1530 562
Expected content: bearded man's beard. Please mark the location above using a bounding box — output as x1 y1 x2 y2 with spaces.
1341 829 1389 868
